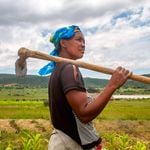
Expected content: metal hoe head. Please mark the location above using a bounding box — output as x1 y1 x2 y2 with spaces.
15 57 27 77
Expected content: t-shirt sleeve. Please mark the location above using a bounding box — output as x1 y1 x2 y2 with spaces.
60 64 86 94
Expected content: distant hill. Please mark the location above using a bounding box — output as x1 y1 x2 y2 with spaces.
0 74 150 89
0 74 49 88
124 74 150 89
84 77 108 88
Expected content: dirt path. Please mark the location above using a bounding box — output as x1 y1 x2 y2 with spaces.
0 119 149 141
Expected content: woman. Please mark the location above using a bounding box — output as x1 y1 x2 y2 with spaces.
39 25 131 150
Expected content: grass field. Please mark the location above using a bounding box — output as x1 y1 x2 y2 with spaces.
99 100 150 120
0 101 49 119
0 99 149 120
0 88 48 100
0 97 150 149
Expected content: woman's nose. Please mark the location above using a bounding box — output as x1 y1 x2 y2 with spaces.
81 41 85 48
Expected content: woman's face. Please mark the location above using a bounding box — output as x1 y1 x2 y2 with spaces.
62 32 85 60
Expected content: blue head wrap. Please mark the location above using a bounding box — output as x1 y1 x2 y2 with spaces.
38 25 81 76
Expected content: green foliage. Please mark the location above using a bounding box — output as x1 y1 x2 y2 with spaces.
132 140 147 150
5 143 14 150
0 130 18 150
0 130 48 150
1 130 149 150
116 87 150 95
21 131 48 150
103 132 149 150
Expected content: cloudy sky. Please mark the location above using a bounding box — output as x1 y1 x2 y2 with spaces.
0 0 150 79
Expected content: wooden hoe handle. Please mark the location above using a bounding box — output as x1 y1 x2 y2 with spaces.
18 47 150 84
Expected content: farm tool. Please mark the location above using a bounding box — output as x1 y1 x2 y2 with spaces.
15 47 150 84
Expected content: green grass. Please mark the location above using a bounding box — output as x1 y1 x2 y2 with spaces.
99 100 150 120
0 99 150 120
0 88 48 100
0 101 50 119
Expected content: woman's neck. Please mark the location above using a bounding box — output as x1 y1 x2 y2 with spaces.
59 50 75 60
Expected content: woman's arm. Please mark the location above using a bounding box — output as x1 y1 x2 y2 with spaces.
66 67 131 123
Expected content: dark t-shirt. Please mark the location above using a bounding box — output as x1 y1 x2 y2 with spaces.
48 62 101 149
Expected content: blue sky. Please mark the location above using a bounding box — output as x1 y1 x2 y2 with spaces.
0 0 150 79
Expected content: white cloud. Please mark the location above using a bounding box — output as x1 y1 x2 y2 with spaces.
0 0 150 78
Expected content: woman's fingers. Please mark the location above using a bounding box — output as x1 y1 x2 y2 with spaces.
116 66 132 78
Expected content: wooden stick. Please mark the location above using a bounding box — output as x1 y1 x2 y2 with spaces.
18 47 150 84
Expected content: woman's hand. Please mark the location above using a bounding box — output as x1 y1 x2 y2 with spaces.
108 66 132 90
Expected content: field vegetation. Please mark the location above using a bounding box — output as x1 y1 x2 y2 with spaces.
0 99 150 149
0 74 150 149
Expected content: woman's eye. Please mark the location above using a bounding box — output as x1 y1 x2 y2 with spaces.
75 37 85 43
76 38 81 41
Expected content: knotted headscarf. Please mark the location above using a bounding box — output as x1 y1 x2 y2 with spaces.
38 25 81 76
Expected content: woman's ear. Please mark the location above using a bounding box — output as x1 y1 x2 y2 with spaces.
60 39 67 48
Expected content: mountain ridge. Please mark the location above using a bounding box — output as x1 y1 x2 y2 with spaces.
0 73 150 89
